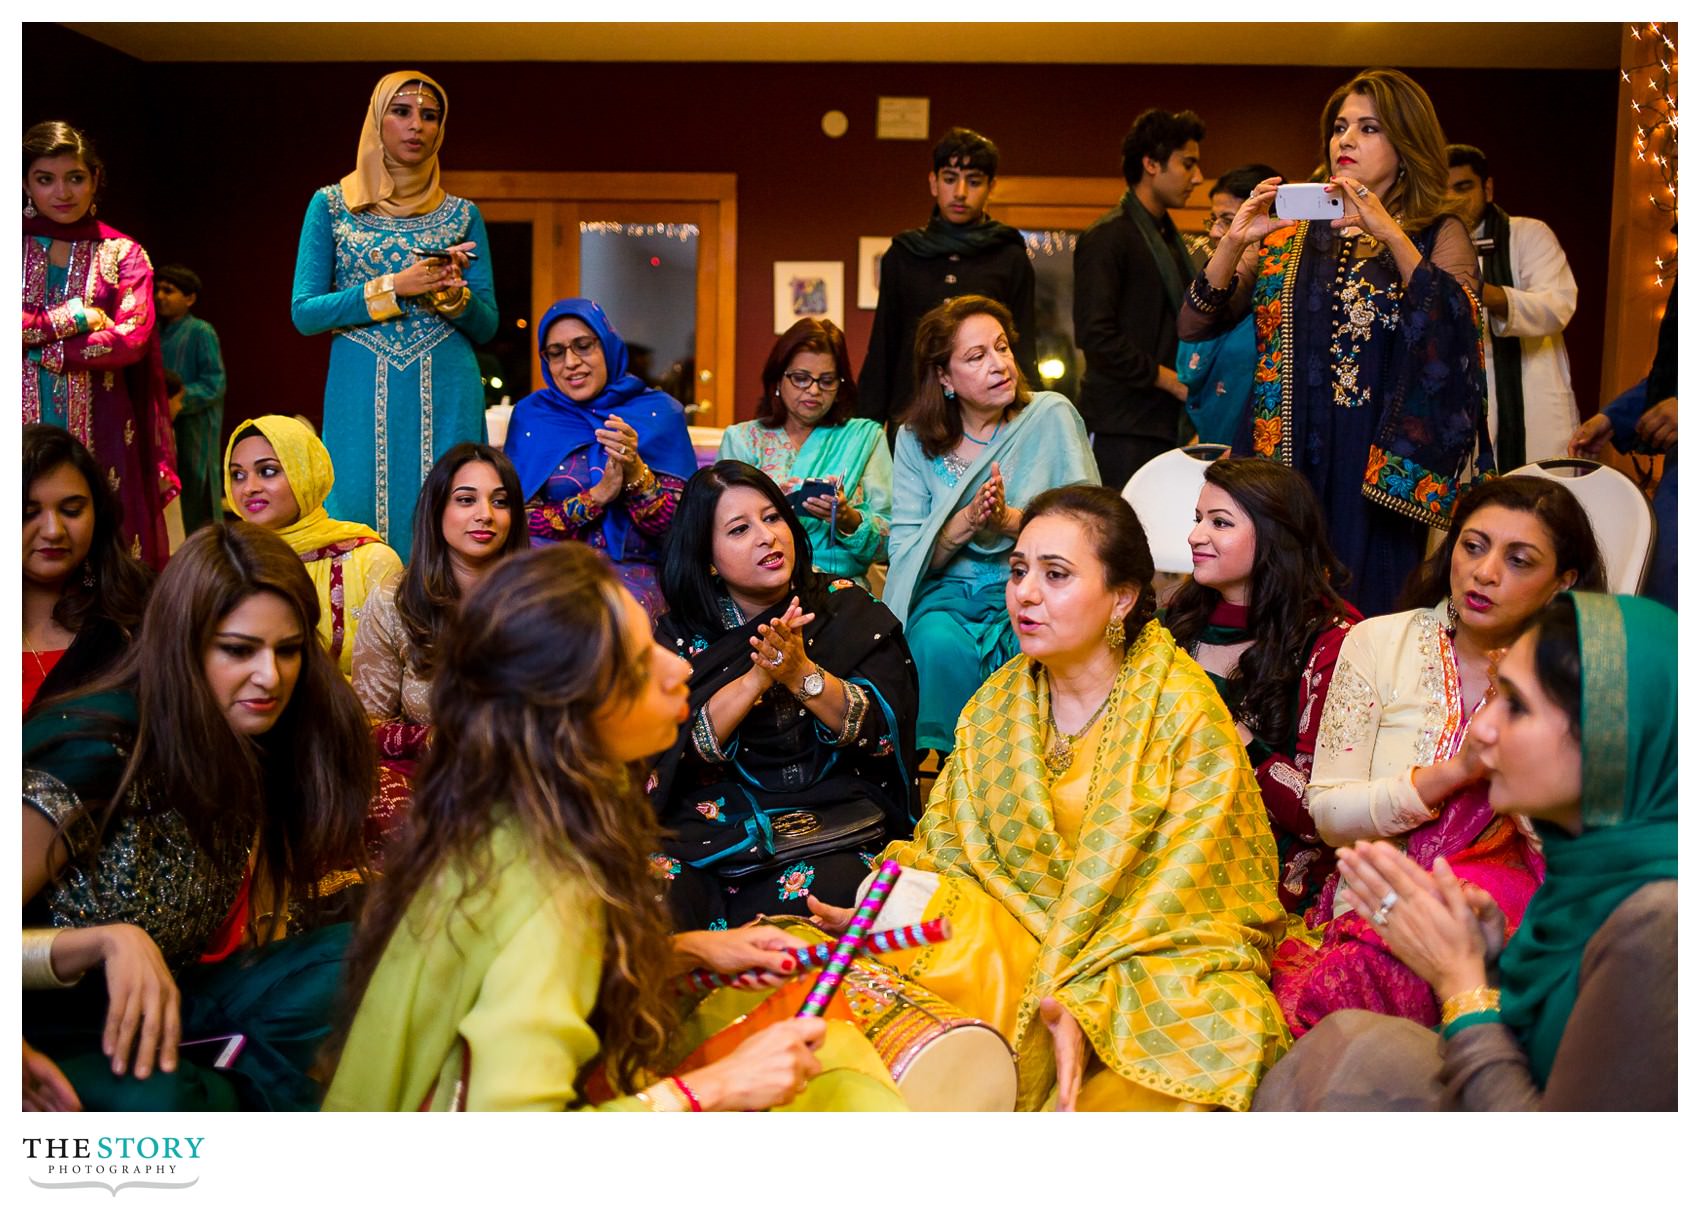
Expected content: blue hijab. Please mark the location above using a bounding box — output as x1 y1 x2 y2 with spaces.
505 297 698 559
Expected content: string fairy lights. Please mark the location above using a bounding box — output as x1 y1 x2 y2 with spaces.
1627 22 1678 285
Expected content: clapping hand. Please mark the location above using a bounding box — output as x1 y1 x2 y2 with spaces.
750 598 816 691
1335 841 1494 1002
589 415 642 506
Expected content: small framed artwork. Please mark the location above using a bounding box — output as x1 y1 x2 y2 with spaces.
857 237 891 310
773 261 844 333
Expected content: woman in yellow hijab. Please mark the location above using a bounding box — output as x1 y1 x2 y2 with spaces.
224 415 402 678
290 70 498 564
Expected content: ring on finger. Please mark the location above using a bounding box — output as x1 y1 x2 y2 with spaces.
1369 889 1399 926
1355 185 1370 199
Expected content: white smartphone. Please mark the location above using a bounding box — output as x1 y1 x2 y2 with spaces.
1274 183 1344 221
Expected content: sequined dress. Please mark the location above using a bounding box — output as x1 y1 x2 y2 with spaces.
291 185 498 561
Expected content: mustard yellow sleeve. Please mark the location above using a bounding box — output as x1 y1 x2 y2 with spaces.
456 882 644 1111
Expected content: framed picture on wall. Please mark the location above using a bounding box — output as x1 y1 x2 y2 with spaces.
773 261 844 333
857 237 891 309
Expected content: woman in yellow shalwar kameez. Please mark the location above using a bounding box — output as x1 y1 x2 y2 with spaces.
815 485 1291 1110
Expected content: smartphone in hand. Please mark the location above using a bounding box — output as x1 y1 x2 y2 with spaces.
1273 183 1343 221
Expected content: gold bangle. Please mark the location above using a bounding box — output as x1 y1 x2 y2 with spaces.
22 927 77 989
635 1078 689 1111
1440 985 1501 1026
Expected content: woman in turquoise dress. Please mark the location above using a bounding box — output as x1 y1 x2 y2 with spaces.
290 69 497 562
885 295 1099 753
718 318 891 587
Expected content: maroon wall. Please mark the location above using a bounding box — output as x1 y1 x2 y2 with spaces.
27 25 1618 438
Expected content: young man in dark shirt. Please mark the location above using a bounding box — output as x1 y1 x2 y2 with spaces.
1073 109 1205 489
857 127 1038 430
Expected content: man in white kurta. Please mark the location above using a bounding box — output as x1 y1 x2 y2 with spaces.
1446 146 1580 464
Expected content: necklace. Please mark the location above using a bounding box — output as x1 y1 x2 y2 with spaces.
23 629 50 679
960 416 1005 447
1042 678 1115 779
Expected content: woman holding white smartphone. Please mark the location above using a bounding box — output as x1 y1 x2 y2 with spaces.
1177 68 1486 618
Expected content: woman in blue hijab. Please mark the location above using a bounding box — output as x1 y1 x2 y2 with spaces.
504 298 698 619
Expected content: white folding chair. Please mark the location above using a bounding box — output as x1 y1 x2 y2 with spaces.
1507 459 1655 595
1119 444 1231 574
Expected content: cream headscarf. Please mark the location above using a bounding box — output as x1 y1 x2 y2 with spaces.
340 70 449 217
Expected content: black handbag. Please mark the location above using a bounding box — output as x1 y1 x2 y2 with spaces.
713 798 887 880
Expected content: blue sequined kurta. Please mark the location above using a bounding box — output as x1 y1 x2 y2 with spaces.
291 185 498 562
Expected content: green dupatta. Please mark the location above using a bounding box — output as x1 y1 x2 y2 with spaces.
1496 593 1678 1085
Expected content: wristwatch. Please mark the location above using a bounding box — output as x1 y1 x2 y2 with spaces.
795 665 826 701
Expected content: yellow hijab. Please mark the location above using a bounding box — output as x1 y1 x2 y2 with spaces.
340 70 449 217
223 415 383 555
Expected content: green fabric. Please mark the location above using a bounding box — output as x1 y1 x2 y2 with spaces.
26 924 352 1111
1118 190 1196 317
1496 593 1678 1086
890 209 1026 259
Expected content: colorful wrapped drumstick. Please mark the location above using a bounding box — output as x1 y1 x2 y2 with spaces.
676 917 952 994
797 860 902 1019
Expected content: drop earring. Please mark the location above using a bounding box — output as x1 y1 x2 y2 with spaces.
943 387 956 401
1445 597 1460 634
1104 615 1126 648
23 196 37 218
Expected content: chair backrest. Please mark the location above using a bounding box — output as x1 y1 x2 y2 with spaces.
484 403 513 449
1506 459 1654 595
1119 444 1231 574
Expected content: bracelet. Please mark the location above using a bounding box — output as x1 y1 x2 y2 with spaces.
22 927 78 989
1186 271 1238 314
1439 985 1501 1026
634 1079 690 1111
1440 1008 1502 1040
668 1075 703 1112
431 284 471 318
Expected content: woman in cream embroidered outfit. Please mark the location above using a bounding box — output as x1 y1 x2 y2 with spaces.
290 70 497 561
1271 476 1605 1035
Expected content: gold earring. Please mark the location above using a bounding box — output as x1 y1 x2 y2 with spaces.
1104 615 1126 648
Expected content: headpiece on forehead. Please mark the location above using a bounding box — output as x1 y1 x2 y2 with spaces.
340 70 449 218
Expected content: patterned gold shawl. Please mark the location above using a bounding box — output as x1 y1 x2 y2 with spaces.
882 620 1291 1110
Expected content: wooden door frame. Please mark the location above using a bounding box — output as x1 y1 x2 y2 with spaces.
445 172 739 425
991 175 1212 237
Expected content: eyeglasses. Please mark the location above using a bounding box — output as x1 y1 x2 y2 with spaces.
543 336 601 363
782 370 840 392
1207 211 1238 232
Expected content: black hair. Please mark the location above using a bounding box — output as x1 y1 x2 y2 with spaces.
659 461 828 638
932 127 999 177
1165 459 1354 747
1120 109 1206 187
1399 476 1607 612
23 423 152 636
23 120 104 190
154 263 202 297
1019 484 1158 646
1526 595 1582 740
1211 163 1282 202
1446 143 1491 180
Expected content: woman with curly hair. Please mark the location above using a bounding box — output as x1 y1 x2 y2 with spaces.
1163 457 1360 915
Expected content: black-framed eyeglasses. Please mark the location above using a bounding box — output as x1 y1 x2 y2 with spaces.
543 336 601 363
783 370 840 392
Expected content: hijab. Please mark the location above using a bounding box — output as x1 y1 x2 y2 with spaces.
503 298 697 560
223 415 383 555
340 71 448 218
1496 592 1678 1085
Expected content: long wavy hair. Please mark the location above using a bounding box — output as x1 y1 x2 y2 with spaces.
396 443 528 679
1165 459 1355 747
659 460 829 639
755 317 858 428
32 523 373 921
331 544 679 1094
1320 68 1464 231
900 295 1033 458
1398 476 1606 614
23 423 151 637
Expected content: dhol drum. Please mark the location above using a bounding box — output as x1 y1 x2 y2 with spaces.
680 917 1016 1111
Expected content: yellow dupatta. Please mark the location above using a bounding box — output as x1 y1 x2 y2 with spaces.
880 620 1291 1110
223 416 398 676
